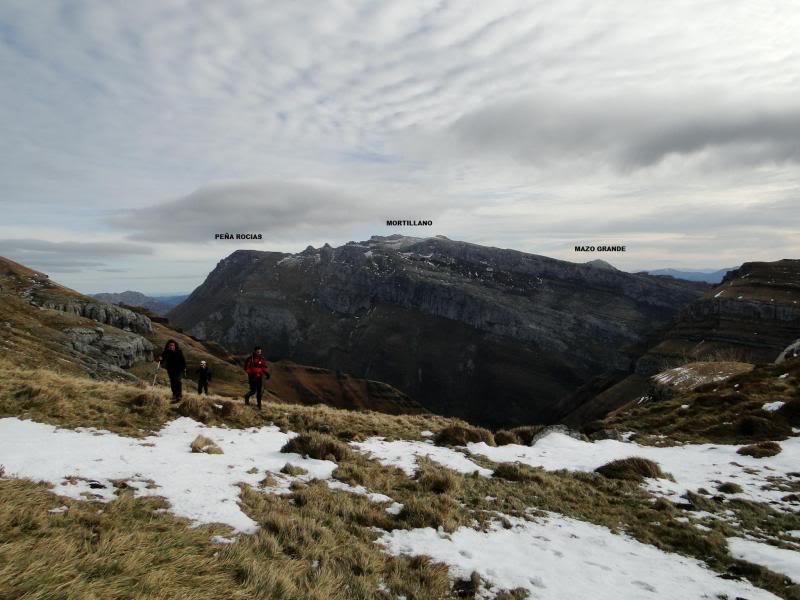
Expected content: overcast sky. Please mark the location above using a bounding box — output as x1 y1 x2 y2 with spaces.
1 1 798 294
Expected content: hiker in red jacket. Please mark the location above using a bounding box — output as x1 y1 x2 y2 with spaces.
243 346 270 409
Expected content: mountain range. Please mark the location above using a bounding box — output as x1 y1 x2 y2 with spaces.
168 235 708 427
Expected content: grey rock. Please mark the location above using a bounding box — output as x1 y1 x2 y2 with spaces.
64 326 154 369
42 301 152 334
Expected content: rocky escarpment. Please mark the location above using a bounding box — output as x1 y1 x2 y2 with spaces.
169 235 706 427
65 327 154 370
636 259 800 372
560 259 800 426
37 300 152 334
0 256 155 381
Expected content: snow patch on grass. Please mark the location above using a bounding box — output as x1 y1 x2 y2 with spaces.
352 437 492 476
728 537 800 583
468 432 800 509
0 417 337 533
379 513 780 599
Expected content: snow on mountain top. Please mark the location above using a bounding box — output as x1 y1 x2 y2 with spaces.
468 432 800 510
379 512 780 600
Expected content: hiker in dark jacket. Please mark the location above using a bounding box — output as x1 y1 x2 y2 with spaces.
243 346 270 409
196 360 212 395
158 339 186 402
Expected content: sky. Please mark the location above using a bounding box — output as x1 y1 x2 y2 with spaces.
0 1 798 294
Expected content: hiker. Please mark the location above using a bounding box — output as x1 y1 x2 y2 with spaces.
196 360 212 395
158 339 186 403
243 346 270 409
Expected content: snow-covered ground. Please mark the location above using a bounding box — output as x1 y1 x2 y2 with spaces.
728 537 800 583
379 513 780 599
468 432 800 509
2 416 797 597
352 437 492 476
0 416 337 532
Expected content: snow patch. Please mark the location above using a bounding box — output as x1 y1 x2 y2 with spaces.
379 513 779 599
468 432 800 509
728 537 800 583
0 417 337 533
352 438 492 476
762 401 786 412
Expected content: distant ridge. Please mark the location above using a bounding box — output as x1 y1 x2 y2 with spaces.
646 267 735 284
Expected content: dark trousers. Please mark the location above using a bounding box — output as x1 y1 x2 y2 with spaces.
168 371 182 400
197 381 209 395
245 374 263 407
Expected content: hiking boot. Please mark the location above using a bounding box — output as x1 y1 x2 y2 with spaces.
243 394 250 406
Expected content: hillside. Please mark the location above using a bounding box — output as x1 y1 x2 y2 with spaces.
0 256 423 416
1 354 799 598
168 235 706 427
558 259 800 425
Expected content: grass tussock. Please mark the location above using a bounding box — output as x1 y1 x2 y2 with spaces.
493 430 521 445
717 482 743 494
281 433 352 462
507 425 546 445
177 396 213 423
594 457 667 482
434 425 495 447
280 463 307 477
415 461 463 495
738 441 782 458
190 435 223 455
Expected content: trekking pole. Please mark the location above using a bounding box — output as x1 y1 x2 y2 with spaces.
151 360 161 387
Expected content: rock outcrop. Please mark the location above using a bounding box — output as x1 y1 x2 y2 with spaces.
38 301 152 334
64 326 154 369
169 235 705 427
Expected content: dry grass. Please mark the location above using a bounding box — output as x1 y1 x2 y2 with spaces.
280 464 307 477
4 357 800 599
507 425 546 445
594 457 667 482
738 442 782 458
493 430 521 445
191 435 223 455
600 358 800 445
434 425 495 447
281 433 352 462
717 482 744 494
0 358 453 441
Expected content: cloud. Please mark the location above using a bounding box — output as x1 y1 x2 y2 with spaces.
440 92 800 171
0 239 152 272
1 0 799 289
109 179 441 243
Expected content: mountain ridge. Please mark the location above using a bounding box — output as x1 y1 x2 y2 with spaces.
169 235 707 427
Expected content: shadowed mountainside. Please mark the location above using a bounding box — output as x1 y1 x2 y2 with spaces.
169 235 706 427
